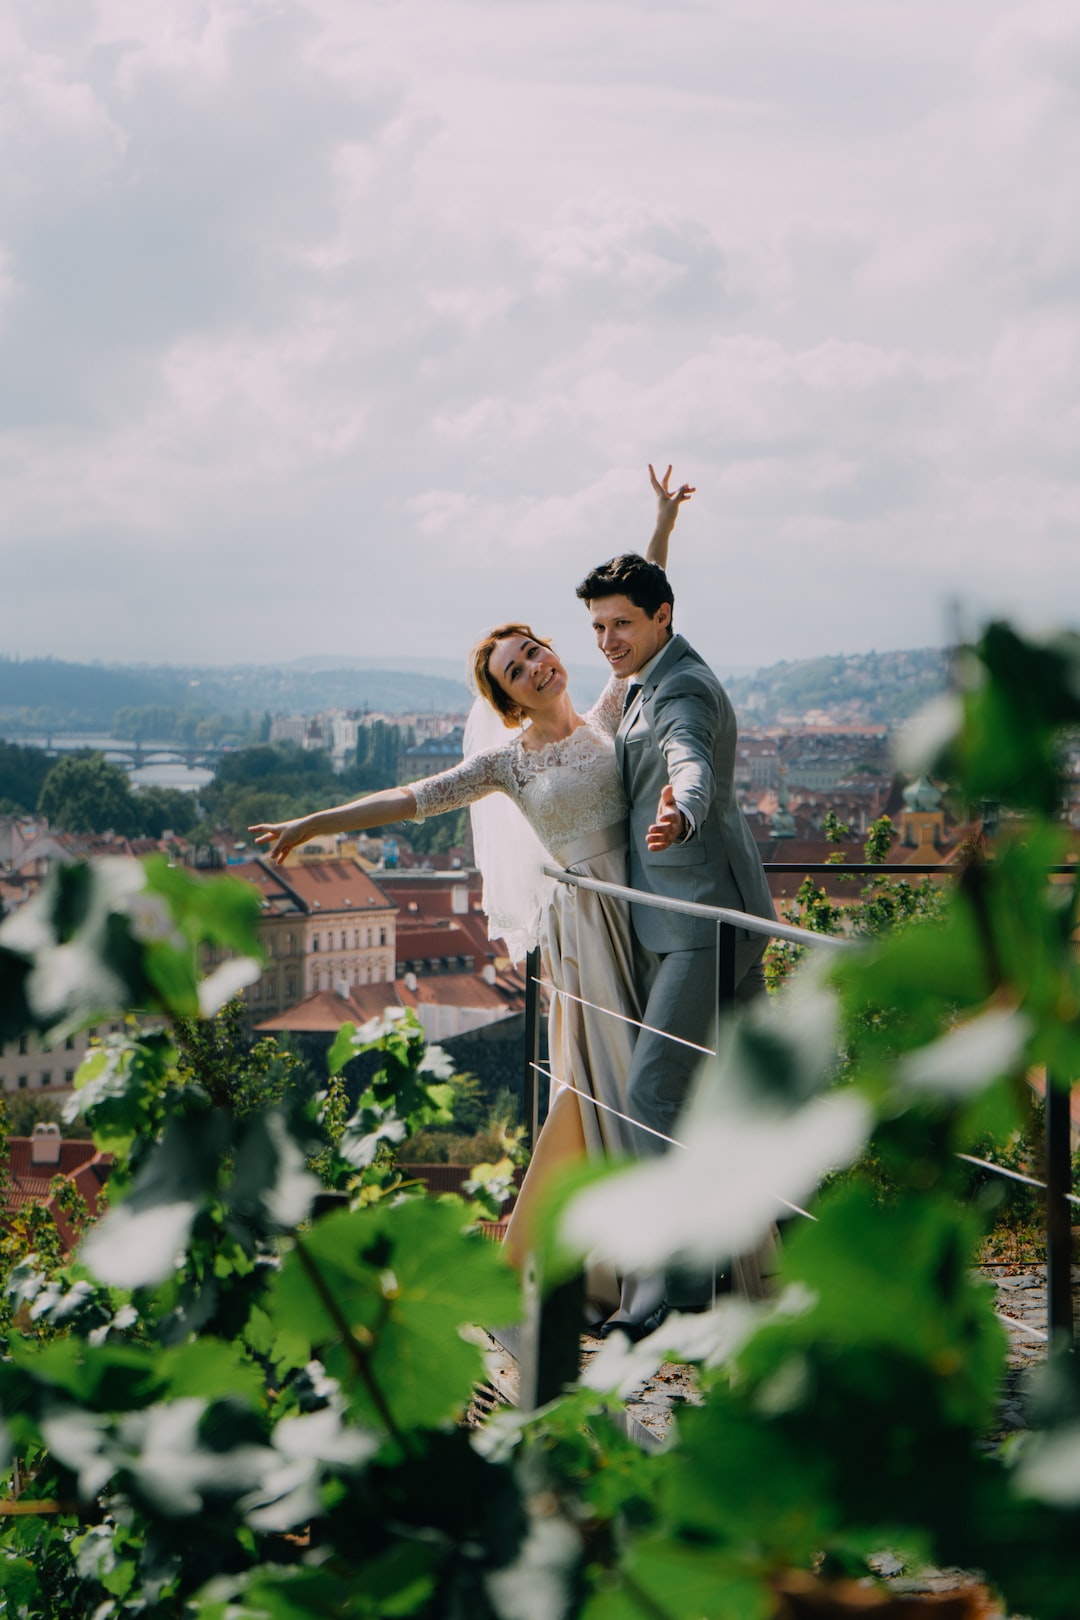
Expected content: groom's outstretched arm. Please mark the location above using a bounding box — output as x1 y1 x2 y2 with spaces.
645 665 738 852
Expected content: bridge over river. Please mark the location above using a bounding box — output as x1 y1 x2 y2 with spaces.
0 732 225 790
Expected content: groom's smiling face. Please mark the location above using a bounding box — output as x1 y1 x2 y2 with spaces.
588 594 672 679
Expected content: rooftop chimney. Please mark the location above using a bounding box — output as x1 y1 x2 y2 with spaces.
30 1122 62 1166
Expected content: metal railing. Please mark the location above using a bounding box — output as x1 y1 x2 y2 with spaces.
513 862 1076 1407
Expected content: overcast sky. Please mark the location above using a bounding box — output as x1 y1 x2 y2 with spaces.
2 0 1078 678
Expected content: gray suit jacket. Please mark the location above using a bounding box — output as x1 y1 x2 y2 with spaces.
616 633 776 954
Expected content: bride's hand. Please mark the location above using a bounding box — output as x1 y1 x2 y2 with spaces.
649 463 695 528
249 816 312 865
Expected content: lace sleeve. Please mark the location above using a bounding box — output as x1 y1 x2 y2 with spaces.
587 671 628 737
408 748 512 822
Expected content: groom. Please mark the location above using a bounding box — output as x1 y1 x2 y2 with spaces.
575 546 775 1320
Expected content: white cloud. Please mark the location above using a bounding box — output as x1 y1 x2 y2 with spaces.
0 0 1077 667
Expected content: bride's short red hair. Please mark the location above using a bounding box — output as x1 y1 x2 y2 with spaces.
470 623 554 729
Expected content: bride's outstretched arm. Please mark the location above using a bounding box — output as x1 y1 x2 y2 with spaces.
250 786 417 865
645 463 694 571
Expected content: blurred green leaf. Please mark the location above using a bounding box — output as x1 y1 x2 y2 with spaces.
337 1100 408 1169
956 625 1080 815
327 1021 358 1078
192 1557 438 1619
5 1336 163 1416
585 1538 772 1620
267 1200 520 1433
777 1181 1004 1427
80 1110 229 1288
227 1109 319 1234
67 1026 177 1165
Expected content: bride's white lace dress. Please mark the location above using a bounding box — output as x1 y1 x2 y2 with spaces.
409 678 660 1325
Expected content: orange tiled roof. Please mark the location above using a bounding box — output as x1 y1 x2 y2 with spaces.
395 925 478 961
397 971 523 1013
230 860 304 915
273 859 396 916
254 986 405 1033
3 1136 112 1253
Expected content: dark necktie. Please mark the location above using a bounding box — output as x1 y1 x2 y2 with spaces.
622 682 640 716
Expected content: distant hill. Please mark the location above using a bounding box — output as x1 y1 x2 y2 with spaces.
0 658 189 727
726 647 949 728
0 657 472 732
0 647 948 735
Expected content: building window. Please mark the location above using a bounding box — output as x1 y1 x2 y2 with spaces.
65 1070 75 1085
65 1035 75 1051
379 928 387 946
17 1075 27 1089
40 1072 50 1087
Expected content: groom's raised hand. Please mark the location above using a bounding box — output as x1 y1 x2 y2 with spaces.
646 784 687 851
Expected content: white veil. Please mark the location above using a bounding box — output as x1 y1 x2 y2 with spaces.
463 697 553 965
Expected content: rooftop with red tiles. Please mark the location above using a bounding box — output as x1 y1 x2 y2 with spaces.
274 859 396 916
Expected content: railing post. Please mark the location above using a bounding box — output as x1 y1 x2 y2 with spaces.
522 945 542 1152
1045 1071 1074 1344
516 945 583 1404
717 919 737 1012
519 1261 585 1411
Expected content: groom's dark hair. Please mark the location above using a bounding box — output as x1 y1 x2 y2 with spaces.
575 553 675 619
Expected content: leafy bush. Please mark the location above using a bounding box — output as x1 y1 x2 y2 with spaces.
2 620 1080 1618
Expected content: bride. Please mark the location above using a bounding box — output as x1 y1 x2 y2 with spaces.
250 467 693 1336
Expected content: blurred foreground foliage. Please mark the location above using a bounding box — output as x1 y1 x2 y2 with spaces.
1 620 1080 1618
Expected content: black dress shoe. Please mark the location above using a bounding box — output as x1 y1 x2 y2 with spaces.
598 1301 669 1343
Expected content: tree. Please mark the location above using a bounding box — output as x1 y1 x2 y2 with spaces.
0 1092 86 1140
171 997 312 1116
0 741 53 815
132 784 198 838
37 752 141 837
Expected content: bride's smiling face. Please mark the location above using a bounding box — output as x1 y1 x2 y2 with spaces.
489 635 568 718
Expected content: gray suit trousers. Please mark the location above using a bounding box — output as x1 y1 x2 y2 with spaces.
625 938 765 1153
624 940 766 1312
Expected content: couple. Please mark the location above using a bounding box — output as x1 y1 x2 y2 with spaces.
251 467 775 1339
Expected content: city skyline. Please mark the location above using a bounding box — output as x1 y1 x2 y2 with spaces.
2 2 1078 673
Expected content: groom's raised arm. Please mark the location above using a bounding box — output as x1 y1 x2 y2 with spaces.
644 464 694 571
